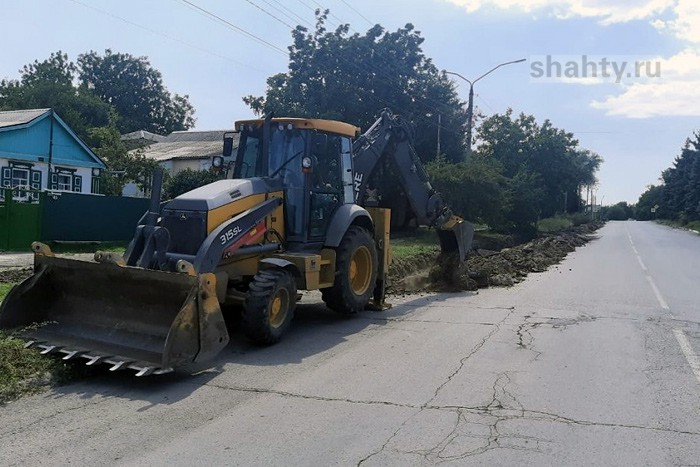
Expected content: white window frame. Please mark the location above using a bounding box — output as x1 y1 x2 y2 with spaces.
57 172 73 191
11 167 30 201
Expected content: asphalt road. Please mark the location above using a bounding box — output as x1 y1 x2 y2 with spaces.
1 221 699 466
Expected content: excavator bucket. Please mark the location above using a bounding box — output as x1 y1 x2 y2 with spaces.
0 251 229 376
437 218 474 262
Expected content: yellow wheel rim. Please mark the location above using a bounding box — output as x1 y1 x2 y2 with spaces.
349 245 372 295
269 289 288 328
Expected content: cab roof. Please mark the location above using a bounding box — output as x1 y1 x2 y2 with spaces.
234 117 360 138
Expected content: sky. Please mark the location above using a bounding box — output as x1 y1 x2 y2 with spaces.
2 0 699 205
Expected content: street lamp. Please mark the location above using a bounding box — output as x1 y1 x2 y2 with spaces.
445 58 526 160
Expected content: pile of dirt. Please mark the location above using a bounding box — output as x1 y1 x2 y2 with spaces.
388 222 603 294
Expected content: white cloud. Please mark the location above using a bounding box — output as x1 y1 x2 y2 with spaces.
591 49 700 117
444 0 673 24
444 0 700 118
652 0 700 44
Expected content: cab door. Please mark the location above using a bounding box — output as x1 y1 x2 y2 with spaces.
308 132 345 240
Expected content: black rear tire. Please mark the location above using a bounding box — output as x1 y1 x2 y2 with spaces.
322 226 378 314
242 269 296 345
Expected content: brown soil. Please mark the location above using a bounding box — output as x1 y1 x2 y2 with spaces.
388 222 603 295
1 223 603 296
0 268 32 284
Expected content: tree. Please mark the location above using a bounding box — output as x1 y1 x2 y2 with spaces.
476 109 602 218
661 133 700 222
163 168 222 199
0 51 112 140
78 49 195 135
426 156 509 229
244 11 469 163
635 185 664 220
605 202 634 221
89 121 160 196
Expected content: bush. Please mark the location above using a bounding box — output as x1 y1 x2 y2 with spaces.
163 169 222 199
569 213 590 226
538 216 572 232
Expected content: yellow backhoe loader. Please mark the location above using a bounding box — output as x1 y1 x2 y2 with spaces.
0 110 472 376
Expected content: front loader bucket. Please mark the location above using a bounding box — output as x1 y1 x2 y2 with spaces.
0 255 229 376
437 219 474 262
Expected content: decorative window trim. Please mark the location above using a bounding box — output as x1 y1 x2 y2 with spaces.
52 166 82 193
1 161 39 202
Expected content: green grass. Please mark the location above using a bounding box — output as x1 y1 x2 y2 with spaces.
656 219 700 233
686 221 700 232
537 216 573 233
390 229 440 260
0 283 13 302
0 331 62 403
0 282 86 403
46 241 128 255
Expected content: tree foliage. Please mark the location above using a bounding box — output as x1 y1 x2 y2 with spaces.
89 122 160 196
244 10 468 163
78 49 195 135
0 50 196 195
476 109 602 218
427 156 509 229
0 51 112 139
163 169 222 199
635 185 664 220
605 202 634 221
429 110 600 236
638 132 700 223
660 133 700 222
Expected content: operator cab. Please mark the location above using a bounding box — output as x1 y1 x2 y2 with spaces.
227 118 359 247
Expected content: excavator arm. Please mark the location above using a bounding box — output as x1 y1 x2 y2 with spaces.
352 109 473 260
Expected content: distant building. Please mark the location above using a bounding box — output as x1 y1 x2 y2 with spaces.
0 109 106 201
120 129 166 149
120 129 236 197
126 129 237 175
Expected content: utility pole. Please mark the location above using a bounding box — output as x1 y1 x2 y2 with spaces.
436 114 441 160
445 58 526 161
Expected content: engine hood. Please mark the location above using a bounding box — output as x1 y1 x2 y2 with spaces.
165 177 283 212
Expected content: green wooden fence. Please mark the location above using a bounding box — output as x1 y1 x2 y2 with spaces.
0 189 42 251
0 190 149 251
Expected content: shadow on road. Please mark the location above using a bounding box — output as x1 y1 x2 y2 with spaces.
43 290 477 409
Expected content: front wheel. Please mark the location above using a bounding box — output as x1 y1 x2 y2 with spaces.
322 226 378 314
242 269 296 345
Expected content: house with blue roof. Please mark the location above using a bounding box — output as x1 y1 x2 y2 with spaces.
0 108 106 201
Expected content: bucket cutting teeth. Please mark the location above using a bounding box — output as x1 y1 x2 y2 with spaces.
22 339 172 376
39 345 62 355
60 350 86 361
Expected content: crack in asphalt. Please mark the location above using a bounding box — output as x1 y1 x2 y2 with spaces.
203 382 421 410
0 396 111 437
426 308 516 406
358 308 516 466
184 374 700 465
515 315 543 361
362 315 498 326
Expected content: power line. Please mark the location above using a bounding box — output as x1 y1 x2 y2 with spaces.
294 0 342 28
308 0 346 27
176 0 287 56
65 0 267 73
337 0 374 26
244 0 294 29
264 0 315 28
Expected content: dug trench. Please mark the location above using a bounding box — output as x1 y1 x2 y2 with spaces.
0 222 601 402
387 222 604 295
0 222 604 302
